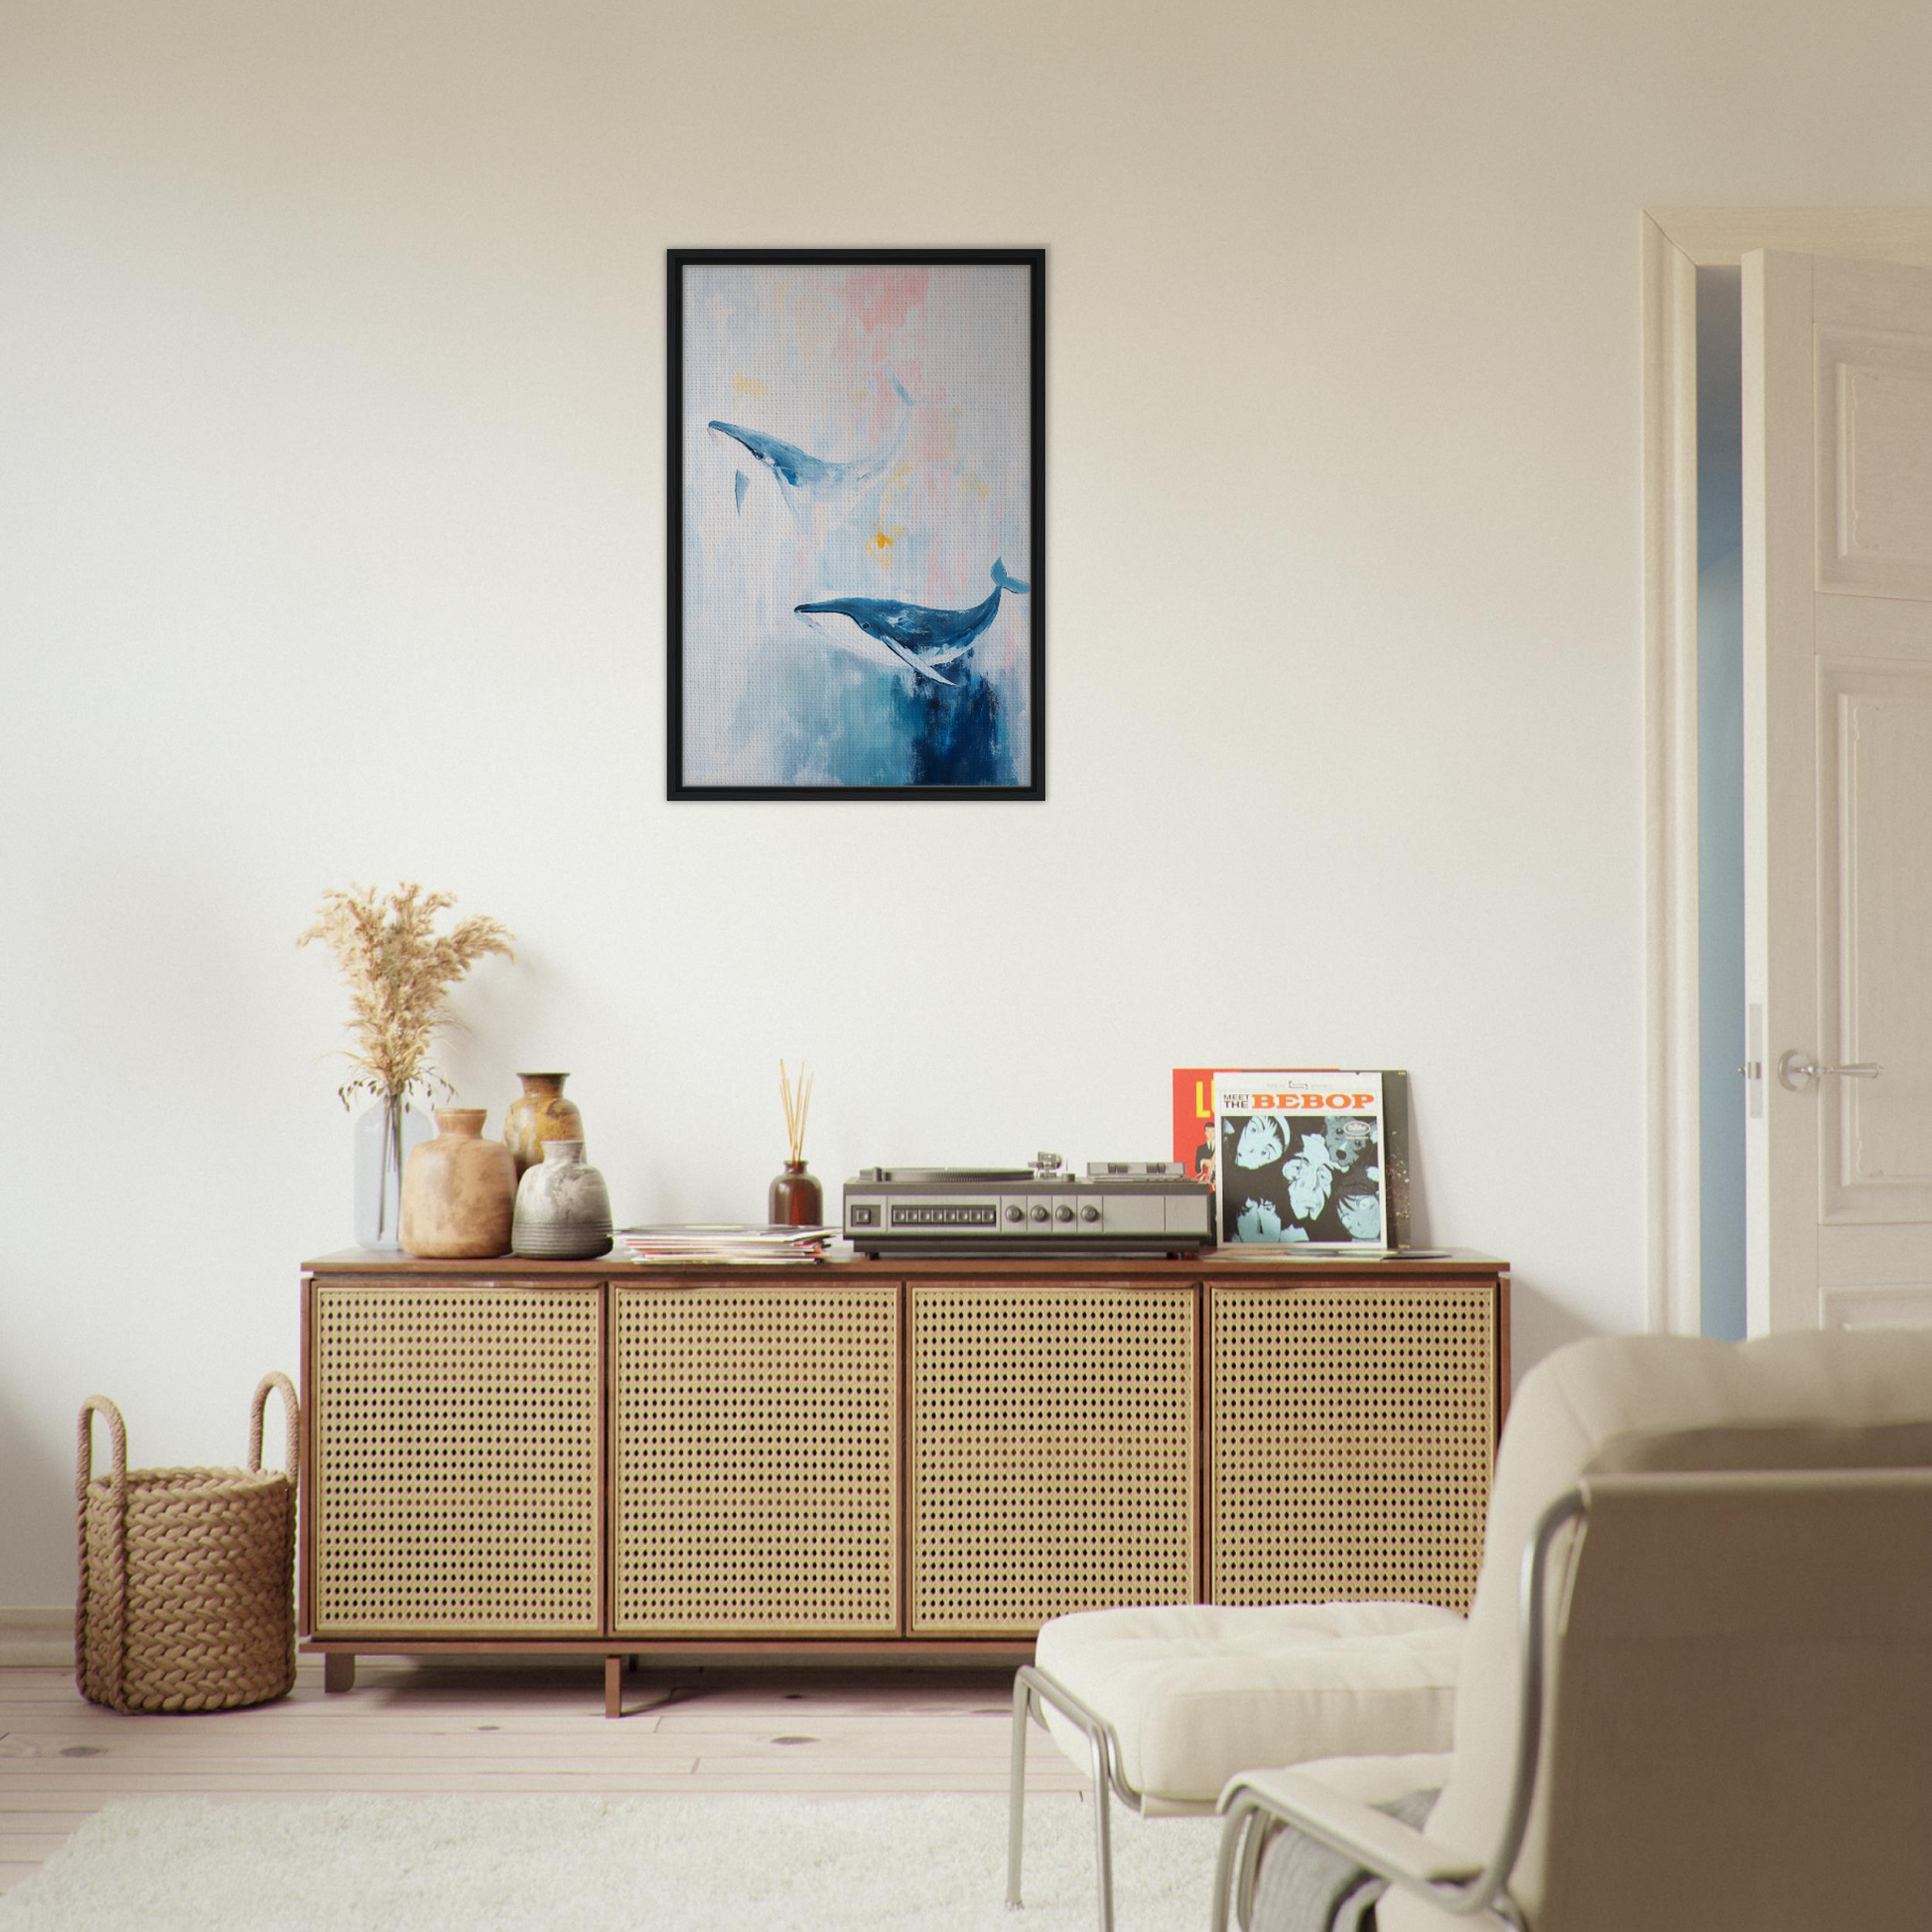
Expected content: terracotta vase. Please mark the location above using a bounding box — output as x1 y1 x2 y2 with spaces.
503 1072 586 1178
512 1141 614 1259
767 1160 824 1227
400 1109 515 1258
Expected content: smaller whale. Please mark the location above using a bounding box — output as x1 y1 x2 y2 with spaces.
795 561 1029 685
710 374 915 516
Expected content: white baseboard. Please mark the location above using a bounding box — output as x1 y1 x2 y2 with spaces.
0 1606 71 1667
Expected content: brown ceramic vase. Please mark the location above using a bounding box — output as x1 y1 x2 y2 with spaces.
400 1109 515 1258
503 1072 586 1178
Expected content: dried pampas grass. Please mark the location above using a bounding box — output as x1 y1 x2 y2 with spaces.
298 883 515 1107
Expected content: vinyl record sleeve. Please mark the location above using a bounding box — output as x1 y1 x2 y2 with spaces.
1172 1067 1411 1248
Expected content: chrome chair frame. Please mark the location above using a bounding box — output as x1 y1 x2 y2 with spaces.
1208 1489 1587 1932
1007 1662 1173 1932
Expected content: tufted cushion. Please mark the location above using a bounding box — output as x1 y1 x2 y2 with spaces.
1032 1600 1465 1812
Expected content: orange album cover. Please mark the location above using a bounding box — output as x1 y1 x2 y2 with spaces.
1172 1067 1336 1183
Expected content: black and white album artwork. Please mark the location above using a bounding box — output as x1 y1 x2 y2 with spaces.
1220 1110 1385 1246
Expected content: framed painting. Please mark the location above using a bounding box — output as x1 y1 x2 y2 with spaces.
667 248 1044 799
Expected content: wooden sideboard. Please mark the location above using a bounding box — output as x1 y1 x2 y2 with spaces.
300 1250 1509 1714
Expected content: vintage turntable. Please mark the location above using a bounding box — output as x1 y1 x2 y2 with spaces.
843 1153 1212 1258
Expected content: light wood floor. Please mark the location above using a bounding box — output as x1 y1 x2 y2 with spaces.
0 1656 1085 1892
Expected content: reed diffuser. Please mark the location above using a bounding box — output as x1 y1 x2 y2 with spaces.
768 1058 823 1227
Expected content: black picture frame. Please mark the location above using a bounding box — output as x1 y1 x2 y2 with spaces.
667 248 1045 801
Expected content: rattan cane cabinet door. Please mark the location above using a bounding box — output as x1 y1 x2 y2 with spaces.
908 1282 1197 1635
312 1283 603 1636
1209 1284 1495 1612
612 1282 899 1634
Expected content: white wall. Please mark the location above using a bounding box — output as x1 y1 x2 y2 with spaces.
4 0 1928 1604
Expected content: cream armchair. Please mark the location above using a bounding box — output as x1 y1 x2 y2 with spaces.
1212 1328 1932 1932
1009 1600 1465 1929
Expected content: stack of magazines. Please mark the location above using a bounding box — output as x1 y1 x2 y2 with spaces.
613 1224 838 1265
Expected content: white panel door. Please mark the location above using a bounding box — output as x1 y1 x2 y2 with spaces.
1745 250 1932 1331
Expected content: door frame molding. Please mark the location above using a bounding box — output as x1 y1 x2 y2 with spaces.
1641 209 1932 1336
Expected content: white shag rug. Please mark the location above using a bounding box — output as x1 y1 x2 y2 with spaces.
0 1793 1223 1931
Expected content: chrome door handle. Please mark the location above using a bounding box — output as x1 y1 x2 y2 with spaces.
1777 1050 1882 1091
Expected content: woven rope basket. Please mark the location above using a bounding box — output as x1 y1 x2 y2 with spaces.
75 1373 300 1714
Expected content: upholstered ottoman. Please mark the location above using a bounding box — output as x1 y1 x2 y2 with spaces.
1008 1601 1465 1931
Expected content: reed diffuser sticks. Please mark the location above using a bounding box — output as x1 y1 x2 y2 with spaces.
779 1058 813 1165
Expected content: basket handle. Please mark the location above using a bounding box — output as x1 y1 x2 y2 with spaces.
74 1395 131 1707
76 1395 127 1504
248 1371 301 1482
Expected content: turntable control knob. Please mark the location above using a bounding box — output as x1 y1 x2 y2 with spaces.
1005 1204 1025 1223
1031 1205 1050 1223
1080 1205 1101 1223
1055 1204 1075 1223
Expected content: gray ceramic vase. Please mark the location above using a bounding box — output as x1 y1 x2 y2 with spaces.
511 1140 613 1260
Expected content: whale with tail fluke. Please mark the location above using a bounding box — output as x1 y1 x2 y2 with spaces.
795 561 1029 685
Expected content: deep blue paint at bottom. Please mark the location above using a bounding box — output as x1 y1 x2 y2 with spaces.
900 672 1007 785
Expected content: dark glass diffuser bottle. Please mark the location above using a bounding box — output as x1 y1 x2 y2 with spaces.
768 1160 823 1227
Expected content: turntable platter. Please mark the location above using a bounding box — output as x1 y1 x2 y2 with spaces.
877 1166 1033 1182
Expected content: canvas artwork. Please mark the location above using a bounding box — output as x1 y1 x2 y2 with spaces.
668 250 1044 799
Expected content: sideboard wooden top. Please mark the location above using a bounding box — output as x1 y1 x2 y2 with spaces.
305 1247 1507 1281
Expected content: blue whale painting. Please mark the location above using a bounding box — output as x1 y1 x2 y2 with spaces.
794 562 1028 686
709 374 915 517
678 260 1035 789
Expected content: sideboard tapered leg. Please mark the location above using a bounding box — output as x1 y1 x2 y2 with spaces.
605 1654 621 1719
323 1652 355 1695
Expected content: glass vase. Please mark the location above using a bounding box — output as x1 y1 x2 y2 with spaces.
767 1160 824 1228
352 1094 432 1250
